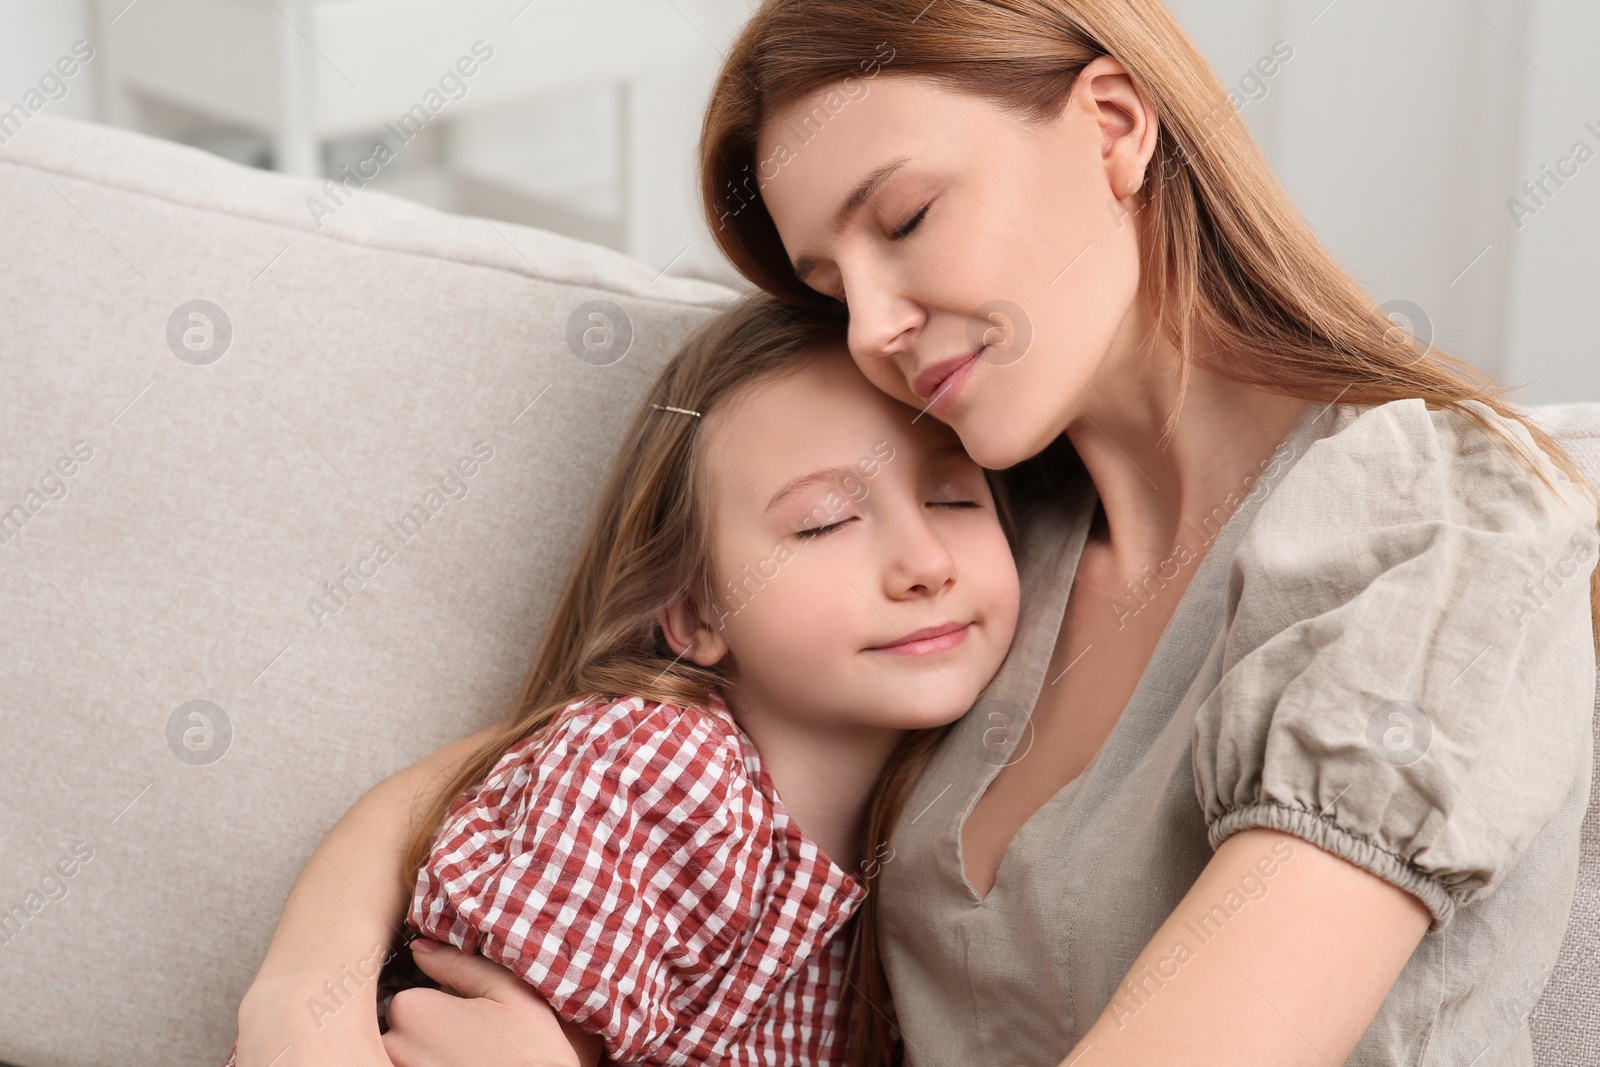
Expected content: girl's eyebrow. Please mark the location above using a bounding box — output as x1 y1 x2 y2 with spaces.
918 440 976 473
764 439 969 513
790 155 914 284
764 465 860 513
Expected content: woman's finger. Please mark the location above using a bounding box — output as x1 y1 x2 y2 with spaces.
395 941 601 1067
382 1027 434 1067
405 939 524 1002
385 988 584 1067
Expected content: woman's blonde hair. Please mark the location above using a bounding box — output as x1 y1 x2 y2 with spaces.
402 290 1021 1064
700 1 1600 1061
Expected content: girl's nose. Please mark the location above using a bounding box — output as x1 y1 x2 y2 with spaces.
883 510 957 599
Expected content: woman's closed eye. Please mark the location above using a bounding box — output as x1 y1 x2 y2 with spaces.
893 202 930 240
823 201 931 305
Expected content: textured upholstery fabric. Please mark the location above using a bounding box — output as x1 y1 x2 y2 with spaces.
0 115 739 1067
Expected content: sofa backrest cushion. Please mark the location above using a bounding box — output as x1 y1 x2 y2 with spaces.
0 115 738 1066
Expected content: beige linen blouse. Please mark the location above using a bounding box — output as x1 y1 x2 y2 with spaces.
877 397 1599 1067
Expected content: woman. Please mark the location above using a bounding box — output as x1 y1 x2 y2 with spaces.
235 2 1600 1065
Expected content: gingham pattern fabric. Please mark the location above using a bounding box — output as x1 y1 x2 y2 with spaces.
218 692 869 1067
409 692 868 1066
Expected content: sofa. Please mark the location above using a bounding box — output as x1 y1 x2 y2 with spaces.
0 116 1596 1066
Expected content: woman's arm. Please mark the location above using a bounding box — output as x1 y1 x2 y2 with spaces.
383 939 605 1067
1054 827 1431 1066
233 726 500 1066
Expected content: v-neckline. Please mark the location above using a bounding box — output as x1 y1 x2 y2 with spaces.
954 472 1099 905
952 399 1331 906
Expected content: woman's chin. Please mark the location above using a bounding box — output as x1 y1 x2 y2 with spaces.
954 427 1044 472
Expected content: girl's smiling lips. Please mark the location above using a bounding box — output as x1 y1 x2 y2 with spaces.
867 621 971 656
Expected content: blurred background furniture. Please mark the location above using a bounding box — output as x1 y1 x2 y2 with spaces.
2 0 1598 397
88 0 753 284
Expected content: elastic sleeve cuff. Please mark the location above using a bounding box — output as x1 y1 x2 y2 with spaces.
1207 801 1455 932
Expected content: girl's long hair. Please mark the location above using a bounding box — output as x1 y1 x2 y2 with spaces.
402 290 1020 1066
697 0 1600 736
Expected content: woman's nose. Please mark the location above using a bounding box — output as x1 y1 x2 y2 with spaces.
845 274 922 362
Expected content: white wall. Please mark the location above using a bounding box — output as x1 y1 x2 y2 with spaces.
1168 0 1597 402
1501 1 1600 405
0 0 97 124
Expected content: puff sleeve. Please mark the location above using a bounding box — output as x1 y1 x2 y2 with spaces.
1193 398 1599 932
408 695 770 1061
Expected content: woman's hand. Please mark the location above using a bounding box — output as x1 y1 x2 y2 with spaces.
383 940 604 1067
234 972 394 1067
234 727 499 1067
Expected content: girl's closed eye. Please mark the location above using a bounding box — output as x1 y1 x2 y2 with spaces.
795 517 854 540
794 495 980 539
927 468 986 512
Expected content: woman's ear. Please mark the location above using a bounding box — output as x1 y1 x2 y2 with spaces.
657 592 730 667
1070 53 1159 201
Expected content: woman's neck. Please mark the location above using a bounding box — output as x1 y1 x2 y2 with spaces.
723 692 906 875
1070 328 1311 574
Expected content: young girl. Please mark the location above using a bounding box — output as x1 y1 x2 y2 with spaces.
226 291 1023 1067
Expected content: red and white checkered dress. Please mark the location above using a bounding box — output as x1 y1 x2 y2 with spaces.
219 691 869 1067
409 691 869 1065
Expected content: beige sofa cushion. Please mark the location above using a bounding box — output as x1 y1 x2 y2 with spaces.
0 115 739 1067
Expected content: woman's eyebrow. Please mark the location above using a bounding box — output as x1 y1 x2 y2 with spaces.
790 156 914 283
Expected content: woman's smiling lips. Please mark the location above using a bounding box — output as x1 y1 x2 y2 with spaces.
866 621 972 657
912 348 984 416
911 348 983 400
